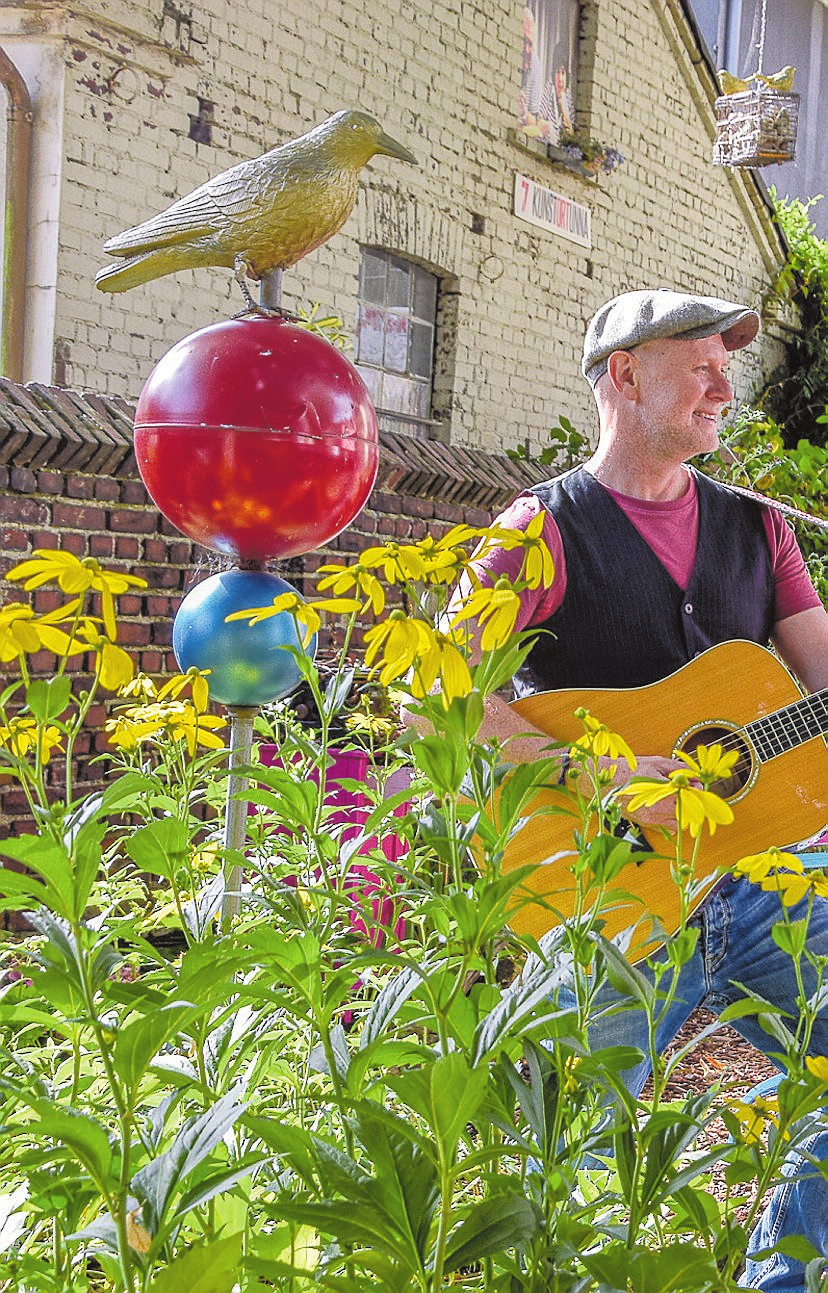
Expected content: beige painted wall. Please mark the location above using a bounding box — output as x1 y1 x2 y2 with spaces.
0 0 792 456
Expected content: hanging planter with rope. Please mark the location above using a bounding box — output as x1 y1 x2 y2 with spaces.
713 0 799 167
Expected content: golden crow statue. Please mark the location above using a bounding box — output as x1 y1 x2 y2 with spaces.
96 110 416 300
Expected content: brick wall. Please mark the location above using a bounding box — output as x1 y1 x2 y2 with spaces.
0 376 543 839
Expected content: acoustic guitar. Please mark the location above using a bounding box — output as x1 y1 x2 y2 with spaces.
486 640 828 962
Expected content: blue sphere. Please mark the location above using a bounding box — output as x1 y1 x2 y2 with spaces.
172 569 316 707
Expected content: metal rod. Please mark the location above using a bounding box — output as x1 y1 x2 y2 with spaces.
221 705 258 930
259 268 283 311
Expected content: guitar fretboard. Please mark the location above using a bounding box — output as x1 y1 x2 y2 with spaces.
746 689 828 761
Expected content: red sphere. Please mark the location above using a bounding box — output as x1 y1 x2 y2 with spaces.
133 315 379 561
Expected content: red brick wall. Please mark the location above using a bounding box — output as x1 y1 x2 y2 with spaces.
0 380 541 838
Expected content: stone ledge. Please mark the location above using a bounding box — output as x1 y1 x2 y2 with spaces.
0 380 546 511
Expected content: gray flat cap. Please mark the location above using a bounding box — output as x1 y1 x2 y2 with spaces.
582 288 760 387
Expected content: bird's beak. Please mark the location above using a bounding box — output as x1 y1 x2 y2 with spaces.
375 130 417 165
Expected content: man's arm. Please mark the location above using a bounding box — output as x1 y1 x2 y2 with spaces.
772 605 828 693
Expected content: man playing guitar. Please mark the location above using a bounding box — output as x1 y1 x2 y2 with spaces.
446 289 828 1291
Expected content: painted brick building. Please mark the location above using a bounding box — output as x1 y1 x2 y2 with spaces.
0 0 797 454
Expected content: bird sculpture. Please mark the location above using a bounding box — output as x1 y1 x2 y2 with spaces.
753 65 796 92
95 109 417 304
718 65 796 96
717 69 752 96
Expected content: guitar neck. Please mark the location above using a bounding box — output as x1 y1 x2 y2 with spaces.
745 688 828 761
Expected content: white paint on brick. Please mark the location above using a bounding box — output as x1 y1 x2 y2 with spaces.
0 0 793 456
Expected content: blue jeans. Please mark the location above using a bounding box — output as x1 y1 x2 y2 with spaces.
581 876 828 1292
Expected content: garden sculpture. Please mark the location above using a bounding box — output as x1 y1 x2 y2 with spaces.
717 65 795 95
95 109 417 306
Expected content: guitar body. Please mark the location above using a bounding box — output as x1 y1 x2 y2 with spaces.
489 641 828 960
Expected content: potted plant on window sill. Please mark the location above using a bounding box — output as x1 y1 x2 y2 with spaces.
551 132 625 178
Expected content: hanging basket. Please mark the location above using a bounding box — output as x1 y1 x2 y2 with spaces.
713 87 799 167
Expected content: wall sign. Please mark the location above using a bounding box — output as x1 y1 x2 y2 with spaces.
514 173 591 248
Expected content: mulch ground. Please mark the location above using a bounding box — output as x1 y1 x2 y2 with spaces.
643 1008 778 1220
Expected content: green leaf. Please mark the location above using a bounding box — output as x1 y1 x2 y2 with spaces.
361 963 425 1048
472 956 571 1065
26 1107 116 1189
147 1232 243 1293
771 918 810 959
125 818 190 880
351 1103 440 1261
442 1194 541 1272
26 675 72 722
412 731 468 797
132 1091 248 1234
112 1001 197 1089
385 1052 489 1151
597 937 655 1010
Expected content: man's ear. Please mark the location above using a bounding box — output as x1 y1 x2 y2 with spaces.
606 350 639 400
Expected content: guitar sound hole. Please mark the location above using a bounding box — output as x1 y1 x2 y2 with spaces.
675 724 754 801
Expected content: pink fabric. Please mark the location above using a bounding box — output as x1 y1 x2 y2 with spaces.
257 746 409 947
472 475 820 630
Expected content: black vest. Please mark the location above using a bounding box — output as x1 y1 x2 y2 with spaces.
514 466 775 695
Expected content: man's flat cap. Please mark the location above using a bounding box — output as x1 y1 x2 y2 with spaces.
582 288 760 387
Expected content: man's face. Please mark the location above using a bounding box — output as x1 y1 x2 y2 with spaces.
628 334 734 458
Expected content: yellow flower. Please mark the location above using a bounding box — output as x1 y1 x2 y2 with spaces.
619 774 734 838
226 592 356 648
0 717 64 763
410 631 473 704
572 710 637 771
7 550 146 640
676 742 740 785
364 611 432 687
157 667 212 714
316 563 386 615
406 528 487 586
119 673 158 702
191 841 222 875
0 601 84 663
733 849 802 884
358 542 427 584
805 1055 828 1084
519 511 555 590
733 850 828 906
344 707 398 741
728 1095 778 1145
106 700 226 754
74 621 135 690
450 578 521 652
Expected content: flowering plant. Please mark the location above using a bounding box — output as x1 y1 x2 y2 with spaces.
0 543 826 1291
559 130 625 174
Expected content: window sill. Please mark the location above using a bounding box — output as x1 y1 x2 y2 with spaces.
508 128 599 184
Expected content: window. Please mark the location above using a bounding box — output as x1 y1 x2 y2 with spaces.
355 249 440 439
519 1 580 146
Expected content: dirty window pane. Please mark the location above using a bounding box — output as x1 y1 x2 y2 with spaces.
409 320 433 378
413 266 437 321
384 314 409 372
360 250 386 304
386 257 410 309
356 303 385 366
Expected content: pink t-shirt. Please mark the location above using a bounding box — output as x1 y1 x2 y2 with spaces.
474 474 820 631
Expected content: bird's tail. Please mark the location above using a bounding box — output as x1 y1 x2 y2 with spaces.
95 248 196 293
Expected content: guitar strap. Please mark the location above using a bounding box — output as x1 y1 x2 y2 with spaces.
715 480 828 533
